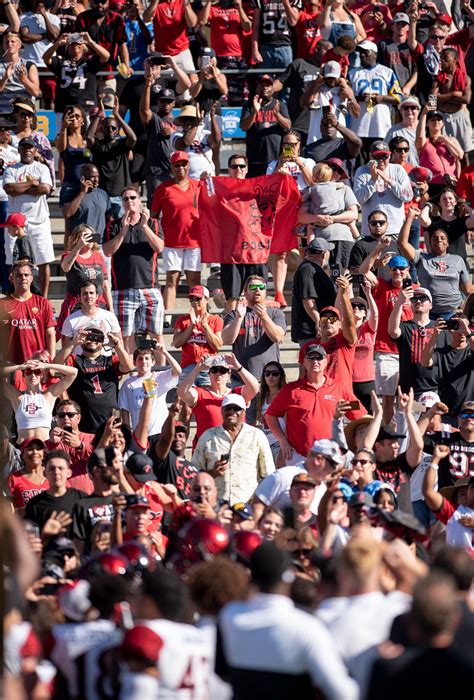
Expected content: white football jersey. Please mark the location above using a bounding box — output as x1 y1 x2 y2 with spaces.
348 64 401 138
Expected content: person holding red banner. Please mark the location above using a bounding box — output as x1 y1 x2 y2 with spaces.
151 150 201 328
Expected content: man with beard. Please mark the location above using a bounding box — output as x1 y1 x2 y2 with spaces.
71 448 122 554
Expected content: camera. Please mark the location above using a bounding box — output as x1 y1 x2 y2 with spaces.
135 332 157 350
87 329 105 343
149 55 169 66
446 317 459 331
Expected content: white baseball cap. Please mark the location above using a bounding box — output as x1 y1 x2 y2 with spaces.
418 391 440 408
358 40 378 53
323 60 341 79
221 394 247 411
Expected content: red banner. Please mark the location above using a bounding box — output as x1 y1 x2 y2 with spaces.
197 174 301 264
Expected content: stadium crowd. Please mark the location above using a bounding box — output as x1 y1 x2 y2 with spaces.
1 0 474 697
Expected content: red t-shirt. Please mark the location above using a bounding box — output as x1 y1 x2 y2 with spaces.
373 279 414 353
298 332 356 388
210 6 246 56
296 10 322 60
152 0 189 55
44 432 95 495
266 376 366 457
456 165 474 206
321 48 350 77
151 179 200 248
174 313 224 367
351 1 392 43
192 385 244 446
140 482 165 533
0 294 56 364
353 320 376 382
9 473 49 509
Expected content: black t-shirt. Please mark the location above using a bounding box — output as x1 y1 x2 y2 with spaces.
120 75 178 143
427 216 469 261
149 443 198 499
348 236 379 271
241 97 289 166
378 41 416 88
423 432 474 488
25 488 87 537
374 451 413 493
395 321 439 394
50 56 102 113
304 137 355 179
65 254 106 297
105 217 160 290
71 493 115 554
431 345 474 414
253 0 301 46
291 259 336 342
91 138 131 197
278 59 319 133
68 354 121 433
145 113 176 180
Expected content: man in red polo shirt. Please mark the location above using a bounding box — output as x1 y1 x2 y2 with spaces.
266 343 366 464
298 274 358 387
151 150 201 328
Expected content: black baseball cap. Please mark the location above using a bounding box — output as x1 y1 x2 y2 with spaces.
375 427 405 442
125 453 155 483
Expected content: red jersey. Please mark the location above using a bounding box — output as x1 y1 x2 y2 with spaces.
210 5 246 56
151 179 200 248
298 331 356 388
0 294 56 364
353 320 376 382
373 278 414 353
9 473 49 509
192 385 244 447
152 0 189 55
296 10 322 59
266 376 366 457
456 164 474 206
351 1 392 43
173 314 224 367
321 47 350 77
45 432 95 495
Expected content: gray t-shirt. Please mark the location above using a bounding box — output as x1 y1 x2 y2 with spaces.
223 306 287 379
413 251 469 313
301 182 358 242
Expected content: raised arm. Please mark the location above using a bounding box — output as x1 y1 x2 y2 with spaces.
397 206 418 262
398 387 423 468
336 276 357 346
154 403 180 460
387 285 412 340
221 301 246 345
224 352 259 402
422 444 450 512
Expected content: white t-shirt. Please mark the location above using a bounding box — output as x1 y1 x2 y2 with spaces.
447 505 474 551
307 85 347 144
172 127 215 180
20 12 61 67
266 157 316 192
61 308 121 356
118 368 178 436
3 160 52 223
0 144 19 201
254 464 326 514
261 399 286 448
410 451 439 502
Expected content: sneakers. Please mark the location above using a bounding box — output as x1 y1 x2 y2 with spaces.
274 291 287 309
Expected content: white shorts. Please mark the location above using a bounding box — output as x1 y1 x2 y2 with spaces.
162 246 202 272
5 220 54 266
172 48 196 74
375 351 399 396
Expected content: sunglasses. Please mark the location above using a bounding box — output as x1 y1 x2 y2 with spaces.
460 412 474 419
391 266 407 272
264 370 281 377
401 106 418 111
189 296 203 302
19 112 33 118
351 304 366 310
351 459 372 466
122 195 138 201
105 124 118 130
294 548 314 558
24 369 42 376
57 412 78 418
411 296 429 303
374 155 389 161
332 494 344 503
394 147 409 153
223 405 244 412
209 367 229 374
306 353 325 360
430 34 445 40
320 316 338 323
229 163 247 169
248 283 266 290
369 220 386 226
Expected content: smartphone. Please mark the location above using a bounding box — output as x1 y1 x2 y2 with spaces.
149 55 168 66
446 317 459 331
90 233 101 244
62 425 73 433
330 263 340 280
39 583 61 596
193 495 204 504
412 185 421 199
24 522 40 539
402 278 412 289
282 506 294 529
220 453 230 462
412 401 427 414
373 4 382 12
111 407 121 423
428 94 437 109
282 144 293 158
201 55 211 69
322 105 331 117
347 400 360 410
351 272 364 287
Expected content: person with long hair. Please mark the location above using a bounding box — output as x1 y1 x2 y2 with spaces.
1 357 78 442
57 223 112 335
57 104 92 212
317 0 366 45
351 280 378 412
8 438 48 511
420 187 474 263
416 105 464 197
11 97 55 185
256 361 287 465
257 506 284 541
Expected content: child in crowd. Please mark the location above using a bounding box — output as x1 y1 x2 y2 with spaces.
1 213 41 294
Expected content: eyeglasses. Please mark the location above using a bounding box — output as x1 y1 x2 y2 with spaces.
411 295 429 303
391 266 408 272
430 34 445 40
459 412 474 419
209 367 229 374
24 369 42 376
229 163 247 169
394 147 409 153
189 296 203 302
369 220 386 226
57 412 78 418
320 316 338 323
306 353 325 360
294 548 315 558
248 283 266 290
351 304 366 310
19 112 33 118
351 459 372 465
374 155 389 161
122 195 138 201
264 370 281 377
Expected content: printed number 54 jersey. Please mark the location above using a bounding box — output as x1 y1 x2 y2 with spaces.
254 0 301 46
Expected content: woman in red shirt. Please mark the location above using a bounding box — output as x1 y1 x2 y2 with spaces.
9 438 49 512
351 280 378 412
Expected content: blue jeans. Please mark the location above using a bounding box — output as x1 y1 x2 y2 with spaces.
179 363 211 387
109 196 123 220
260 44 292 102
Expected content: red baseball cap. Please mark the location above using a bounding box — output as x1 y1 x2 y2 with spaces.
320 306 341 318
171 151 189 165
437 13 452 25
121 625 163 663
188 285 209 299
0 212 27 227
20 438 45 452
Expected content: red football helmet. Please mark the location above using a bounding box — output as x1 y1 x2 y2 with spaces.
80 550 130 579
231 530 263 564
116 542 153 573
179 518 230 561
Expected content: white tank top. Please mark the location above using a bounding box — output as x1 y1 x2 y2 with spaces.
15 392 53 430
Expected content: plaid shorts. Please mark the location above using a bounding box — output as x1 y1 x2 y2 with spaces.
112 287 164 336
